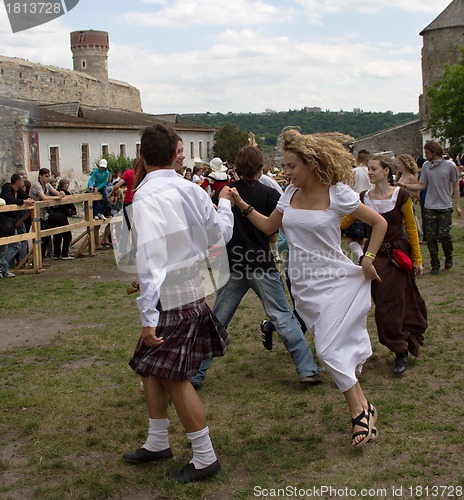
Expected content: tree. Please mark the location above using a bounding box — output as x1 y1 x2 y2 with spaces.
212 123 249 164
427 47 464 153
94 153 134 175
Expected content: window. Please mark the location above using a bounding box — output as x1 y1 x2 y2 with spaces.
81 143 90 173
190 142 195 159
207 141 211 158
199 142 203 159
101 144 109 157
119 143 126 158
49 146 60 176
135 142 141 158
82 61 86 69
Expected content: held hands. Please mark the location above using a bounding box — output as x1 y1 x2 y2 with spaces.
219 186 236 206
227 187 246 209
141 326 164 347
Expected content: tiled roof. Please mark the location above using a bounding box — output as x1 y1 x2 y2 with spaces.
420 0 464 34
0 97 215 132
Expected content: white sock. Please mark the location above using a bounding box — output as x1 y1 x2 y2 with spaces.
187 426 217 469
143 418 170 452
349 241 364 264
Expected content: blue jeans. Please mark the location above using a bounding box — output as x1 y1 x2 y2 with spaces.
93 187 110 215
0 224 25 274
192 268 320 382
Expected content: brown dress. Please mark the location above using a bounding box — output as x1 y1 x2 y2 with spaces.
362 189 427 357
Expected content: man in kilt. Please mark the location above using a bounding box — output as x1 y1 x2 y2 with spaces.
122 124 235 483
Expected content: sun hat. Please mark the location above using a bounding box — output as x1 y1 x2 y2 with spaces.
99 159 108 168
209 157 227 173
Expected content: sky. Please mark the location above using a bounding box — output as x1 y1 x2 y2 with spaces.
0 0 453 115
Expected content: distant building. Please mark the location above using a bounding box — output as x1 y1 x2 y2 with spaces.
304 107 322 113
0 30 215 187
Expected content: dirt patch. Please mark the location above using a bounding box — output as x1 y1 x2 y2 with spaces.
0 317 108 352
0 317 74 352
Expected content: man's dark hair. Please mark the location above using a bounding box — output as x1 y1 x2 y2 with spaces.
10 173 22 184
234 146 264 184
424 140 443 157
357 149 370 163
140 124 181 167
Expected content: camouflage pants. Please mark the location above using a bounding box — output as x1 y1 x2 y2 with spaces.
424 208 453 267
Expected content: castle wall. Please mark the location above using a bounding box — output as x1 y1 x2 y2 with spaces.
0 104 28 181
420 26 464 120
0 57 142 113
351 121 423 159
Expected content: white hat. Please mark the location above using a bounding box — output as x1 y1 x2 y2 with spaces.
209 157 227 172
99 159 108 168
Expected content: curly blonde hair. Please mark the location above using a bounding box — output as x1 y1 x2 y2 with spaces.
278 128 355 186
396 154 418 176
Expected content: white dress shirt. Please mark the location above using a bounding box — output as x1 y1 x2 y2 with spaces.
133 169 233 327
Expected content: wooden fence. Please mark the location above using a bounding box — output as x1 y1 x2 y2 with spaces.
0 193 118 274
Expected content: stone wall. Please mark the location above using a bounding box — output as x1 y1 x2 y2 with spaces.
0 105 27 183
0 56 142 113
420 26 464 120
351 120 423 158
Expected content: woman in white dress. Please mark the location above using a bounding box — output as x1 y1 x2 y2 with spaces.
230 130 387 447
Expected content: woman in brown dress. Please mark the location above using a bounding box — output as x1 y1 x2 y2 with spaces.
343 155 428 376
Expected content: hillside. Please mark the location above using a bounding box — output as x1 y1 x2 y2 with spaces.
179 109 419 147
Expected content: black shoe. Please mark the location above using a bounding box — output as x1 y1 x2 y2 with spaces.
431 266 440 275
299 373 324 385
123 447 173 464
393 353 409 375
168 460 221 483
445 258 453 270
260 320 274 351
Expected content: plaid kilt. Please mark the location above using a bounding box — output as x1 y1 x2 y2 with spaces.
129 274 229 380
344 219 368 239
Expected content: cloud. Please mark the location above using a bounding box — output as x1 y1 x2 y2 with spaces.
108 27 422 114
122 0 292 28
294 0 451 16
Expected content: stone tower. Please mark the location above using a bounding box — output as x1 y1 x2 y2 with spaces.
70 30 109 80
419 0 464 122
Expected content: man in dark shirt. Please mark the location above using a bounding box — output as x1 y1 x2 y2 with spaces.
189 146 323 387
0 173 34 278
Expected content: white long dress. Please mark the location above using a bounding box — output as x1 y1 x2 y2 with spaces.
277 183 372 392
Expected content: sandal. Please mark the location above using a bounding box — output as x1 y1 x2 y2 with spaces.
367 402 378 442
351 409 372 448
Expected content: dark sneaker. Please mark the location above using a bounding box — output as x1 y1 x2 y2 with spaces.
260 320 274 351
123 447 173 464
189 375 205 389
444 258 453 270
299 373 324 385
431 266 440 275
168 460 221 483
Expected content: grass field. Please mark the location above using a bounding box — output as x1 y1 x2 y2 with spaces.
0 218 463 499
